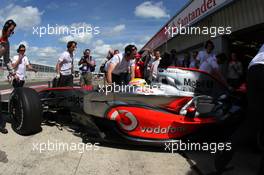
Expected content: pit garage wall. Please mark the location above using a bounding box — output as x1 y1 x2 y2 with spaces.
157 0 264 55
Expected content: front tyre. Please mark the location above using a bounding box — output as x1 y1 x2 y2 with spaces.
9 87 42 135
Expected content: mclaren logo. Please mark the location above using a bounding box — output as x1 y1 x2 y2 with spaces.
183 78 214 89
110 110 138 131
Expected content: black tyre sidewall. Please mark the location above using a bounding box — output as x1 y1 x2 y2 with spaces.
10 87 42 135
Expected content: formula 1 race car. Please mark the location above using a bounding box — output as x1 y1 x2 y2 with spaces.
1 67 247 145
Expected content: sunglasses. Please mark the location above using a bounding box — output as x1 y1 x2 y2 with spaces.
19 49 26 52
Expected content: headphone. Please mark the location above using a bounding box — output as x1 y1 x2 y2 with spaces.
3 19 16 32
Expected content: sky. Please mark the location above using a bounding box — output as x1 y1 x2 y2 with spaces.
0 0 189 68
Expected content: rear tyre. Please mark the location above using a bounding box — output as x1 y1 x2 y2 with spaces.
9 87 42 135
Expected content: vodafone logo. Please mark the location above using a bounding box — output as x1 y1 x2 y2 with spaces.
109 110 138 131
140 126 185 134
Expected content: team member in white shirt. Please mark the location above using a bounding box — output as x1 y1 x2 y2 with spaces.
103 49 119 73
56 41 77 87
200 53 229 87
11 44 37 88
107 45 136 85
197 40 216 67
150 50 162 81
198 40 229 88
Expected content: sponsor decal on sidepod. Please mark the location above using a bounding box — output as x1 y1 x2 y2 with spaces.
109 110 138 131
140 126 185 134
109 109 186 134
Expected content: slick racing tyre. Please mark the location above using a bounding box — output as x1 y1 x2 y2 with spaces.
9 87 42 135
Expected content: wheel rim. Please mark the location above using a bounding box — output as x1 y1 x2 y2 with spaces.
9 93 23 130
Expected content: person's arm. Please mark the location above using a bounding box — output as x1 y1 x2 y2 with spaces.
87 57 95 67
78 58 84 66
149 62 154 80
56 53 65 77
88 60 95 67
12 54 23 69
107 63 116 84
130 59 136 80
56 62 61 75
25 57 37 72
27 64 37 72
107 55 120 84
2 42 10 64
130 65 135 80
0 43 5 57
56 60 65 73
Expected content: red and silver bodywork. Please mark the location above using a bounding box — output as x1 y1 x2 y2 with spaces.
38 67 244 145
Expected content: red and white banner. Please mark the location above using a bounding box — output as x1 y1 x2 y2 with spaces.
143 0 234 50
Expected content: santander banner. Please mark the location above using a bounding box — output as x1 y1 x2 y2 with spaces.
143 0 234 50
